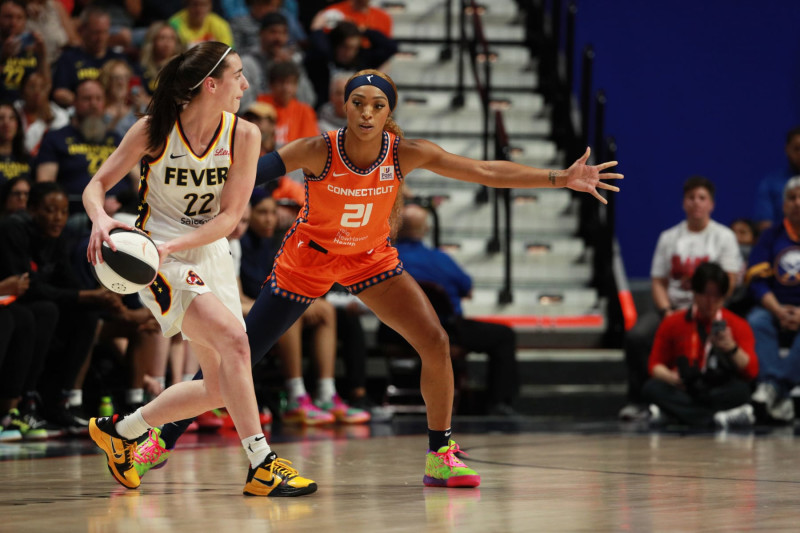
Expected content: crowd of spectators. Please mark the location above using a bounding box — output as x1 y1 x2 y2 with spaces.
7 0 799 441
0 0 398 441
621 125 800 430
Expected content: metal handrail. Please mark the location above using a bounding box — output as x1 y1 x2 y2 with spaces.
494 110 514 304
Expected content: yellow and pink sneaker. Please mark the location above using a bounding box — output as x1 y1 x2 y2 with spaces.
423 440 480 488
315 394 371 424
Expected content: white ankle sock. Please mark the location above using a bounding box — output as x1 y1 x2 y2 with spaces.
242 433 271 468
67 389 82 407
286 377 307 402
115 408 152 440
316 378 336 404
126 388 144 406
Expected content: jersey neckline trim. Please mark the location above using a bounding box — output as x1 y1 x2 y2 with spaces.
335 127 390 175
175 112 224 160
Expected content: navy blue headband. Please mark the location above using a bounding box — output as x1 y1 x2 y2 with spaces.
344 74 396 111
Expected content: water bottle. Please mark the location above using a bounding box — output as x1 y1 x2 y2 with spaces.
99 396 114 417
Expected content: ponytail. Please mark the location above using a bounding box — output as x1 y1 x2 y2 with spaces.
144 41 235 152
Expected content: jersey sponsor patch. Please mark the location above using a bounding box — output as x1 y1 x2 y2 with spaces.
380 165 394 181
186 270 205 286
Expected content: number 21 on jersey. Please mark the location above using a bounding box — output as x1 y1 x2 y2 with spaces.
341 203 373 227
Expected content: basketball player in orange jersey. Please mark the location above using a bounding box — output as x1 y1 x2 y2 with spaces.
81 42 316 497
137 68 622 488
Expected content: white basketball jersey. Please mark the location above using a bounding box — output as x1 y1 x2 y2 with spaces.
135 112 238 242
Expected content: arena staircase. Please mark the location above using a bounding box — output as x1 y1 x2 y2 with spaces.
356 0 625 418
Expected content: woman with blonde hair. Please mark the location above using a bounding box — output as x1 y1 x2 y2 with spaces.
98 59 140 137
139 22 185 97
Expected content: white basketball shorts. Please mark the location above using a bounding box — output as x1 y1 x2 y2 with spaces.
138 237 245 339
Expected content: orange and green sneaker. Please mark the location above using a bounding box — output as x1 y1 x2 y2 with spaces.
423 440 481 488
134 427 170 478
89 415 140 489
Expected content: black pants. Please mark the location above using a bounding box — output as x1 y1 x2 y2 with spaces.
454 317 518 406
37 301 101 405
624 311 662 403
0 301 58 399
335 307 367 394
641 377 752 427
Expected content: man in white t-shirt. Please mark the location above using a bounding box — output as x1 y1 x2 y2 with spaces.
620 176 743 420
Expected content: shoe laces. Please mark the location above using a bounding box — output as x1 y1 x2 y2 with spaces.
432 441 468 470
134 429 167 464
268 457 299 481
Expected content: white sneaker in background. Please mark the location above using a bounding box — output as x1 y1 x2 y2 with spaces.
714 404 755 429
648 404 664 425
751 382 777 405
767 396 795 422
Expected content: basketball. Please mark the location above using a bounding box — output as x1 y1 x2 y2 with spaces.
92 229 160 294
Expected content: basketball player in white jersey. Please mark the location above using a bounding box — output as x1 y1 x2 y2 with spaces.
82 41 316 497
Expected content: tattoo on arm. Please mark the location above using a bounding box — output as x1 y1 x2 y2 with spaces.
548 170 558 186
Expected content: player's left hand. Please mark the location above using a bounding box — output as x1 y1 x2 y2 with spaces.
564 147 623 204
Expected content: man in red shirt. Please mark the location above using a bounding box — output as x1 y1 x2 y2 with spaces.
642 262 759 428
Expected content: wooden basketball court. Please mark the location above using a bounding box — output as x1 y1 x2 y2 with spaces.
2 421 800 532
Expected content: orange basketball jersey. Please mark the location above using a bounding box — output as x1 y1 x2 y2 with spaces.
291 128 403 255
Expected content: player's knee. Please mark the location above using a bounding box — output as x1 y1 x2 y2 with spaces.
226 330 251 367
421 324 450 357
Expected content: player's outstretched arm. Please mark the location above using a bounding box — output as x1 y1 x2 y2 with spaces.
400 140 622 204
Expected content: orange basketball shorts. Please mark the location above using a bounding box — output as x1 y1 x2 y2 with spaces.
267 231 404 302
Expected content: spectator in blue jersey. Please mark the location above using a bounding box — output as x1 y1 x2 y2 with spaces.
51 5 128 108
35 79 131 219
0 0 47 102
0 103 30 186
746 175 800 424
393 203 519 416
754 126 800 232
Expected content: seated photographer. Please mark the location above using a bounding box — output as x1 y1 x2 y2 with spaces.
642 262 759 428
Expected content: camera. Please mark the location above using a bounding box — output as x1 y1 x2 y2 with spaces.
711 320 726 335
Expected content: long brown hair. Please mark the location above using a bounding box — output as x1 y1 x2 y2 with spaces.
144 41 234 152
345 69 404 139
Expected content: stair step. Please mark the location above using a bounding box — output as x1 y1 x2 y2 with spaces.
390 56 536 89
395 107 550 137
396 43 532 66
394 21 526 43
399 89 545 113
442 236 586 257
385 0 521 24
467 287 597 308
